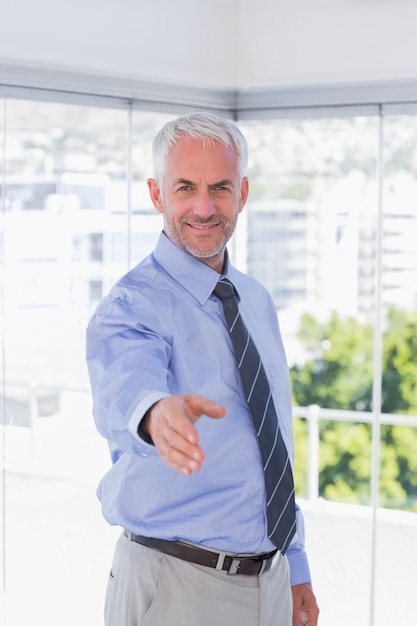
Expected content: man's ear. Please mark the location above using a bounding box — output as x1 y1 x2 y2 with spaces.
239 177 249 213
147 178 164 214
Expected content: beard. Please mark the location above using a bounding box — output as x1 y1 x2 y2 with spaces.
163 214 238 263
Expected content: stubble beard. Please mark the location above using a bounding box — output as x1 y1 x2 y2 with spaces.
164 215 238 262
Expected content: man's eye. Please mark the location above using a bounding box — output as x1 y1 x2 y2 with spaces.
215 185 229 192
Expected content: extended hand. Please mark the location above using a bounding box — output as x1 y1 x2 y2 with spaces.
292 582 319 625
142 394 226 475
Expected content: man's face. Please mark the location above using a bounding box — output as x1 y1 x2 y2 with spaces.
147 136 249 273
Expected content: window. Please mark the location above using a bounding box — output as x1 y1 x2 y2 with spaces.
1 91 416 626
0 99 172 626
238 113 417 626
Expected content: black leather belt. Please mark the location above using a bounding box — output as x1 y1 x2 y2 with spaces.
124 531 280 576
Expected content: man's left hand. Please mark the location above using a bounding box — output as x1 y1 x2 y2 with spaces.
291 582 319 625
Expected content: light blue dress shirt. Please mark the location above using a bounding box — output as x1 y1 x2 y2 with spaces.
86 232 311 586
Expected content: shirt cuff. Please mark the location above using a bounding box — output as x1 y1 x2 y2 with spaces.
286 549 311 587
128 391 170 450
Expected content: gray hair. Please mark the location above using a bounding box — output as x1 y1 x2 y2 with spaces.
152 112 248 185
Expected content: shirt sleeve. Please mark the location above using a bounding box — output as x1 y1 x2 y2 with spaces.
86 288 172 457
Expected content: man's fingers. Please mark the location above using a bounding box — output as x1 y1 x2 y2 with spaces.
154 427 205 475
146 394 227 474
166 445 205 475
185 395 227 422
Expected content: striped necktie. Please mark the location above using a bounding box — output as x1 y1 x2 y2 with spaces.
213 277 296 553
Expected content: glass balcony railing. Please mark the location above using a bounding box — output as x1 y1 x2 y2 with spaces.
2 387 417 626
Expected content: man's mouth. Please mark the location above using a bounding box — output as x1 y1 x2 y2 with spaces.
188 223 219 230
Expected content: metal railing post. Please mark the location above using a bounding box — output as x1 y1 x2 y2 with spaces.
307 404 320 500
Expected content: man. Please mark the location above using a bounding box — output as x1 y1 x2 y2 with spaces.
86 112 319 626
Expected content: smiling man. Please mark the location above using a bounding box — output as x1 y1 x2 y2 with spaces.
86 112 319 626
147 135 248 273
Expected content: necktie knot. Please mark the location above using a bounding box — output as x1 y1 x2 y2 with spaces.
213 278 235 302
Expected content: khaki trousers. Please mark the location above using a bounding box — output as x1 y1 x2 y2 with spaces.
104 532 292 626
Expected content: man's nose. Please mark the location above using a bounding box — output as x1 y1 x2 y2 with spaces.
193 190 216 218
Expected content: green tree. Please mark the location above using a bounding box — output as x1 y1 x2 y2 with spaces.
291 312 373 411
291 308 417 511
382 308 417 414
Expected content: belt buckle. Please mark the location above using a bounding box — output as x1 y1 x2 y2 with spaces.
227 557 242 575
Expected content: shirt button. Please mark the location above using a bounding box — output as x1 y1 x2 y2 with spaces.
140 452 148 457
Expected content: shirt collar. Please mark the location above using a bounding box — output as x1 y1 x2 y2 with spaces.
153 232 232 305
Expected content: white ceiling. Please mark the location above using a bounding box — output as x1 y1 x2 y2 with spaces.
1 0 417 90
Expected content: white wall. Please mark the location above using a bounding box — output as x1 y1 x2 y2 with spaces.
2 0 417 89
